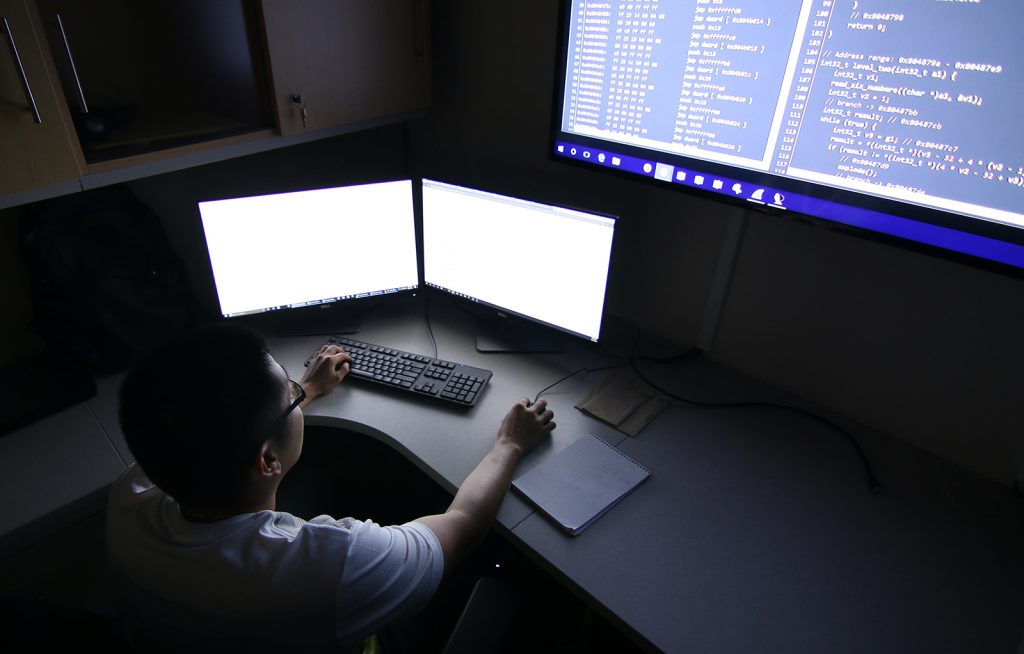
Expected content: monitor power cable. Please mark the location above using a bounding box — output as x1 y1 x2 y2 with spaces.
530 351 881 496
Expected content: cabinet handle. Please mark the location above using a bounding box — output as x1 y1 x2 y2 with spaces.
55 13 88 114
1 16 42 124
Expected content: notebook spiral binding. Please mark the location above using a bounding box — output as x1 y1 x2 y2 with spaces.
589 433 653 474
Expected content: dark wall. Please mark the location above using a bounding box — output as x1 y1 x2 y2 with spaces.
2 0 1019 486
407 0 730 350
409 0 1024 485
0 126 410 369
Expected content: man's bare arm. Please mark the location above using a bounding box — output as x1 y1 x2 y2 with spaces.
417 399 555 573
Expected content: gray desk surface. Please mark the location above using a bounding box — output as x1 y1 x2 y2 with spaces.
269 298 633 532
0 403 125 555
3 295 1023 653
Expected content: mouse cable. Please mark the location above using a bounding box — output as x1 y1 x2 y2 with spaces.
529 326 660 404
531 362 630 406
529 347 702 406
629 358 881 496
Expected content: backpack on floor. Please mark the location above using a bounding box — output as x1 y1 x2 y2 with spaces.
20 185 200 373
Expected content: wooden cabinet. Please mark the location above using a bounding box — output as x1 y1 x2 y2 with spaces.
0 0 83 197
1 0 431 206
262 0 430 136
34 0 273 164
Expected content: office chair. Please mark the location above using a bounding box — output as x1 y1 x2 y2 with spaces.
0 590 129 653
3 580 520 654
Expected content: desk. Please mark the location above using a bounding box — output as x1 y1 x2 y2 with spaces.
3 295 1023 653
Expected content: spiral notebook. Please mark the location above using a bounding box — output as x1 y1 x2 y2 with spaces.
512 433 652 536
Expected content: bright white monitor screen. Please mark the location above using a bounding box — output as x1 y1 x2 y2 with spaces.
199 180 418 318
422 179 616 342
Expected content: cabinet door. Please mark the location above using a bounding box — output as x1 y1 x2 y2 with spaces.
34 0 273 164
261 0 430 136
0 0 83 196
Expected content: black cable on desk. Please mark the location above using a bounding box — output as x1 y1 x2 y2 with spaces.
529 336 699 406
530 363 628 406
423 295 438 359
528 322 645 404
530 347 881 496
628 357 882 496
528 339 692 406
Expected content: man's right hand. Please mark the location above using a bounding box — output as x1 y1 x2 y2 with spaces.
497 398 556 455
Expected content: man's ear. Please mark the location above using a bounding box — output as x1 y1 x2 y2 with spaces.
255 441 282 478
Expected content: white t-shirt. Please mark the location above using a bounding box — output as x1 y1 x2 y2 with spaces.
106 465 444 653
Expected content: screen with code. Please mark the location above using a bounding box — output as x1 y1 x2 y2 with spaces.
553 0 1024 270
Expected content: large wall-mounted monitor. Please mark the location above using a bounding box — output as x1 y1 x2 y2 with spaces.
199 180 418 331
552 1 1024 272
422 179 616 351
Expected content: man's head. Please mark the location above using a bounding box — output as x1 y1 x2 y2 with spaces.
119 323 302 511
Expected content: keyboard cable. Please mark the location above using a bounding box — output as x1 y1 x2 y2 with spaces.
424 295 439 359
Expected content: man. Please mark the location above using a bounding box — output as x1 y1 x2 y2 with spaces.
107 323 555 652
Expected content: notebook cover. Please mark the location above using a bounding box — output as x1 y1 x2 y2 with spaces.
512 433 651 536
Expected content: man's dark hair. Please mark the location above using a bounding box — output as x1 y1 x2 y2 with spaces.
119 323 286 508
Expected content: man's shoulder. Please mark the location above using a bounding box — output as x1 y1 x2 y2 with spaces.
289 517 442 571
306 516 439 546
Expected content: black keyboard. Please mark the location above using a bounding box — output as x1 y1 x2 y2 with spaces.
305 336 492 407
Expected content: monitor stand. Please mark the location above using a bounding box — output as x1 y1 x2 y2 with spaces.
476 319 563 353
275 311 361 337
239 305 361 337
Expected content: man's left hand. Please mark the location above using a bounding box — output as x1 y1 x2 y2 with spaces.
299 344 352 405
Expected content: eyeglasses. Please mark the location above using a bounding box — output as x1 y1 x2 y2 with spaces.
262 379 305 440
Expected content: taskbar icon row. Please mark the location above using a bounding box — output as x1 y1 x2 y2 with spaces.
554 140 787 209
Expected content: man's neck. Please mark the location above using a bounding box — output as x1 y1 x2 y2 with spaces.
179 504 242 523
179 487 278 523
